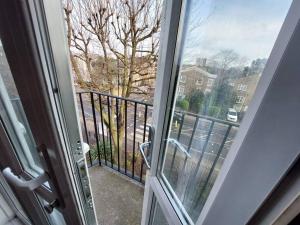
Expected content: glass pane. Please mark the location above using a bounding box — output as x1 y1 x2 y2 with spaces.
0 40 42 176
150 199 169 225
159 0 292 223
0 39 66 225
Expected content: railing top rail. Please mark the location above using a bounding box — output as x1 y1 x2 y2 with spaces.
175 110 240 127
76 91 239 127
76 91 153 107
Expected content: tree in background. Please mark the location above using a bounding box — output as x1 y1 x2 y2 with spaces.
63 0 162 156
176 98 189 111
187 90 204 113
202 82 236 119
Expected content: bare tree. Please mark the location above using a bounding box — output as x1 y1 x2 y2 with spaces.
64 0 86 86
212 49 240 75
63 0 162 157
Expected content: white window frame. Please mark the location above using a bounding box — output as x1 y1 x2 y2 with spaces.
196 78 203 85
197 1 300 224
179 74 186 83
0 0 97 224
207 78 213 87
178 85 185 96
238 83 248 91
236 95 245 103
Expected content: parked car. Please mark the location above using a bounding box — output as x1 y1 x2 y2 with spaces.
227 108 238 122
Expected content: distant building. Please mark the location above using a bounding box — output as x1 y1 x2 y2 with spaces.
230 74 260 112
196 58 207 67
177 66 217 98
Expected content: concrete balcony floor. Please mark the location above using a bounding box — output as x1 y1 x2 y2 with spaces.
88 166 144 225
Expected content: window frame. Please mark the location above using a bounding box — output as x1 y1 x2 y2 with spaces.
196 1 300 224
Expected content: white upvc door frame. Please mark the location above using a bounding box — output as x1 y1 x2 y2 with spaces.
141 0 185 224
142 0 300 224
0 0 97 224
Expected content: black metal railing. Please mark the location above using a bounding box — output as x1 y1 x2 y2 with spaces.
77 91 152 183
76 91 239 185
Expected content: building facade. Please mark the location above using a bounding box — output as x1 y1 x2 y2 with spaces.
177 66 217 98
230 74 260 112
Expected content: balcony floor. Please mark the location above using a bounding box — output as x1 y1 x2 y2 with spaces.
88 166 144 225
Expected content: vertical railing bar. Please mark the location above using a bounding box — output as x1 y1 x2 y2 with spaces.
79 93 92 166
139 105 148 182
191 121 215 179
107 96 113 168
168 113 185 177
125 100 128 174
182 120 215 203
132 102 137 178
179 116 200 200
106 129 109 143
194 125 232 207
90 93 101 166
98 94 107 166
116 98 120 171
187 117 199 152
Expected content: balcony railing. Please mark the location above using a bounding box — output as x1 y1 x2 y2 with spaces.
77 91 152 183
76 91 239 185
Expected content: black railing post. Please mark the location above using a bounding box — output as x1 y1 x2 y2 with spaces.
132 102 137 178
187 117 199 152
182 120 215 203
139 105 148 182
107 96 113 168
194 125 232 207
79 93 92 166
90 93 101 166
98 94 107 166
116 98 120 171
125 100 128 174
168 112 185 178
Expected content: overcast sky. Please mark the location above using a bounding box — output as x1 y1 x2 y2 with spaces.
182 0 292 65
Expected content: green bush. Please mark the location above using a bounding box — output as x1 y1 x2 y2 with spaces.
208 106 221 118
188 90 204 113
181 99 189 111
88 142 113 163
176 99 189 111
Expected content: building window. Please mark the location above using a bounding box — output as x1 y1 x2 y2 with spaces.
236 96 245 103
179 74 186 83
207 78 214 87
178 86 185 96
196 78 203 85
237 84 247 91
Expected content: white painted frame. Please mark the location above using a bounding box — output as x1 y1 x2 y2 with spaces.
0 0 97 224
142 0 300 224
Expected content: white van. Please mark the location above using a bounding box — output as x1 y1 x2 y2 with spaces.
227 108 238 122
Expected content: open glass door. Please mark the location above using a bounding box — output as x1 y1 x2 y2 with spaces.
141 0 298 224
0 0 97 224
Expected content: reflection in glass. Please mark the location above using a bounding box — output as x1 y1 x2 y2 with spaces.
0 40 42 175
160 0 292 223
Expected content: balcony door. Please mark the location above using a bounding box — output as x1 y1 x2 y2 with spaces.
0 0 96 225
141 0 300 224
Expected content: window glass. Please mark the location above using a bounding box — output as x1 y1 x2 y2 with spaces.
0 40 42 176
159 0 292 223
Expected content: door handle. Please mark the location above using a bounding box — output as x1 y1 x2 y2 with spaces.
139 142 151 169
3 167 49 191
167 138 191 158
